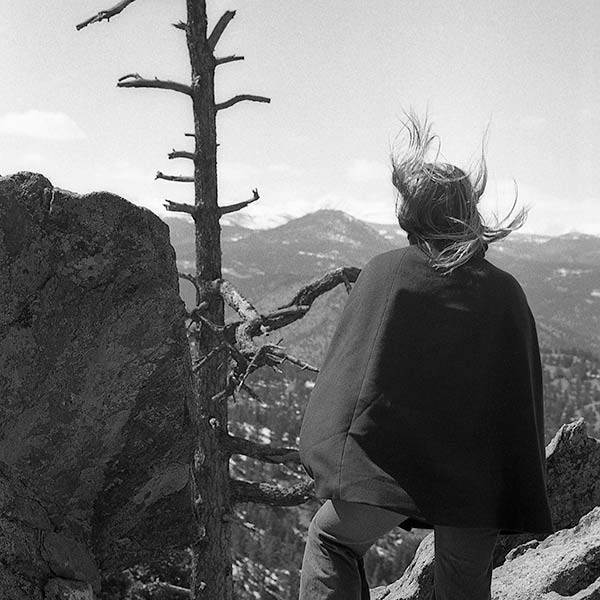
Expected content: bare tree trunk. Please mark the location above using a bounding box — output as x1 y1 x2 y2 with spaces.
186 2 232 598
77 3 329 597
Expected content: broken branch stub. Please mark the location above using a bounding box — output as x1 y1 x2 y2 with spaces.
215 55 245 66
207 10 237 51
76 0 138 30
168 150 196 161
216 95 271 112
279 266 361 309
117 74 193 97
219 188 260 216
164 200 197 216
156 172 194 183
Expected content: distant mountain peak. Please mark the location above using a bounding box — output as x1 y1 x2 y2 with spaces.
222 208 386 232
556 232 599 240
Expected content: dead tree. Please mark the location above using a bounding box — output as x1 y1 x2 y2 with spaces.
77 3 360 598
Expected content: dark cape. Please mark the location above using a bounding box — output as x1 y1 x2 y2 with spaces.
299 245 554 535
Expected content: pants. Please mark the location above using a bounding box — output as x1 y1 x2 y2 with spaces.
299 499 499 600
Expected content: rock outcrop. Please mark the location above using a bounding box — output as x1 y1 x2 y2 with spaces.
491 506 600 600
0 461 99 599
0 173 195 589
373 419 600 600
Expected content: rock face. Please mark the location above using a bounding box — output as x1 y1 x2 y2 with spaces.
0 461 99 599
373 419 600 600
491 506 600 600
0 173 195 585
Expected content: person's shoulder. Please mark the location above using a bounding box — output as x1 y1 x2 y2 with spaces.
362 246 418 273
480 256 528 305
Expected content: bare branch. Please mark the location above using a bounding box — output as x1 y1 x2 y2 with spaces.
215 55 245 66
223 435 300 464
164 200 197 215
219 188 260 216
210 267 360 384
279 266 361 310
231 479 314 506
76 0 137 30
168 150 196 161
212 279 261 321
196 315 250 370
225 265 361 342
185 133 195 137
208 10 236 51
235 342 268 388
216 95 271 112
156 171 194 183
260 305 310 331
172 20 188 32
117 74 192 97
265 345 319 372
233 322 261 358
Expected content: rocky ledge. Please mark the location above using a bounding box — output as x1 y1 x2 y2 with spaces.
373 419 600 600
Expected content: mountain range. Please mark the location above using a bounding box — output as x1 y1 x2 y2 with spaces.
166 209 600 357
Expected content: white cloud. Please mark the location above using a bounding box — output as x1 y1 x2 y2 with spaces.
0 110 86 141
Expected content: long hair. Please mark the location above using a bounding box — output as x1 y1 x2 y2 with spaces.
391 112 527 274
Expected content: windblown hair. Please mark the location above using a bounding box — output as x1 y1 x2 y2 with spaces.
391 112 527 274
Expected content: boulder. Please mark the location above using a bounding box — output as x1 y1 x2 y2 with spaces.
0 461 100 599
372 419 600 600
491 506 600 600
493 417 600 564
0 173 195 583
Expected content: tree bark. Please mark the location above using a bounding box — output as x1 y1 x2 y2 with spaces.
185 2 232 598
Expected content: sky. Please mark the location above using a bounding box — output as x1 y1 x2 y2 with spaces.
1 0 599 235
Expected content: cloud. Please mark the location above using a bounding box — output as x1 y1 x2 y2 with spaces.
0 110 86 141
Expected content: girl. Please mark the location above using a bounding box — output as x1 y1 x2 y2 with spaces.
298 114 554 600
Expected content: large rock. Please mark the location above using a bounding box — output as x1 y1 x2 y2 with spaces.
491 506 600 600
0 461 99 599
0 173 195 583
492 417 600 565
373 419 600 600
